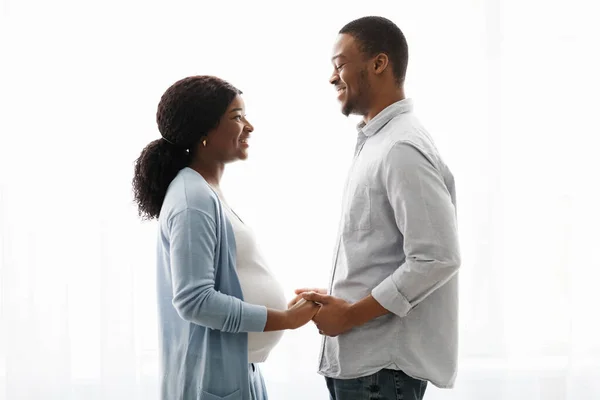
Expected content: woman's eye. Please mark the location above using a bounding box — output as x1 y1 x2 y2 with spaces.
234 115 243 121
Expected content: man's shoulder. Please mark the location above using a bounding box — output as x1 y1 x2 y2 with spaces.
380 115 442 167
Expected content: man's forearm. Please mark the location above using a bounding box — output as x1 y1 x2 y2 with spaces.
347 294 390 327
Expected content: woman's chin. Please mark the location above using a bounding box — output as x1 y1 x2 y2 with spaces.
237 149 249 161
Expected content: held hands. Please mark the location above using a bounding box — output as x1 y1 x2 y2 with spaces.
287 287 327 309
290 288 355 337
284 297 321 330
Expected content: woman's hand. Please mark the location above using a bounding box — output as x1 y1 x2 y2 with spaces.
264 292 322 332
284 298 321 329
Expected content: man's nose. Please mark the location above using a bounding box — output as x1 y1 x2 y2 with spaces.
329 72 339 86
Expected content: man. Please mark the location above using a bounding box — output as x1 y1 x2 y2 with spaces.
294 16 461 400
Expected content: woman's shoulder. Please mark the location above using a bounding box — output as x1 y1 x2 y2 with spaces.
162 168 219 220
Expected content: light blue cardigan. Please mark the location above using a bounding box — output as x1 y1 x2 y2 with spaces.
156 167 268 400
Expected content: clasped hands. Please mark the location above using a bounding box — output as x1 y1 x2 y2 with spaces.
287 287 355 337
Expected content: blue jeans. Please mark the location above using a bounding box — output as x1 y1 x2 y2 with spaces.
326 369 427 400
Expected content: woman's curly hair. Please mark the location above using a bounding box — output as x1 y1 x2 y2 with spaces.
132 76 241 220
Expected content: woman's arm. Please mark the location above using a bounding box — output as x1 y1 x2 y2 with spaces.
168 208 318 333
264 299 319 331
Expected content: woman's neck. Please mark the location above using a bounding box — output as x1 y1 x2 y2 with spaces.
189 158 225 189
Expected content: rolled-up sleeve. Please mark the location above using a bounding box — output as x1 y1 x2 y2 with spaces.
371 142 461 317
169 208 267 333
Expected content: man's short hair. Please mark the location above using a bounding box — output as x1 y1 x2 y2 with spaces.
340 16 409 86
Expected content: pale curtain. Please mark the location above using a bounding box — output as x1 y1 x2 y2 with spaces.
1 1 599 399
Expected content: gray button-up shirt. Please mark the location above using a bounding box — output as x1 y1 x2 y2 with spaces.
319 99 461 388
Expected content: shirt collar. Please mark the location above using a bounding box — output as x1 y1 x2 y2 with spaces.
357 98 414 137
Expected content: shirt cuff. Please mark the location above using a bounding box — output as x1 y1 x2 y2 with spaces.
239 303 268 333
371 276 412 317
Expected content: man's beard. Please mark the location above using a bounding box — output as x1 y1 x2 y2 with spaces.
342 69 369 116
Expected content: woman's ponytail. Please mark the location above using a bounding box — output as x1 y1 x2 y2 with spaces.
132 139 190 220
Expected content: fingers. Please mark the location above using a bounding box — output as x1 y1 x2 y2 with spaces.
309 301 321 316
287 294 303 309
299 299 321 313
294 287 327 295
301 291 330 304
312 308 321 319
290 298 309 310
293 301 322 329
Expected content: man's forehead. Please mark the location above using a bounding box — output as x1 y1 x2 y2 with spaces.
332 34 357 58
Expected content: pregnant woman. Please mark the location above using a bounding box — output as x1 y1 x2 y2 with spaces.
132 75 319 400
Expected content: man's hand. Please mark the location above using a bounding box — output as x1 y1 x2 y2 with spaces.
288 287 327 309
300 291 354 337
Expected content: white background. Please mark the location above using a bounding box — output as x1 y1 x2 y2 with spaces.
1 0 600 399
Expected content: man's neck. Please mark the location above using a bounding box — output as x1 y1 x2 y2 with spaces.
364 88 405 124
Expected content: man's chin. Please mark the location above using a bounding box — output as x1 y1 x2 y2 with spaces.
342 106 359 117
341 103 353 117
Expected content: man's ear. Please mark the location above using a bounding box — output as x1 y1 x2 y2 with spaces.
373 53 390 75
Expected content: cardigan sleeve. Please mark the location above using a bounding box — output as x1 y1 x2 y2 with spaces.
168 208 267 333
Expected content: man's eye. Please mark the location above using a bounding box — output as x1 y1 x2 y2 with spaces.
336 64 345 71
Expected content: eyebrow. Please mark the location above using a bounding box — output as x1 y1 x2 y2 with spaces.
229 108 243 113
332 54 346 62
